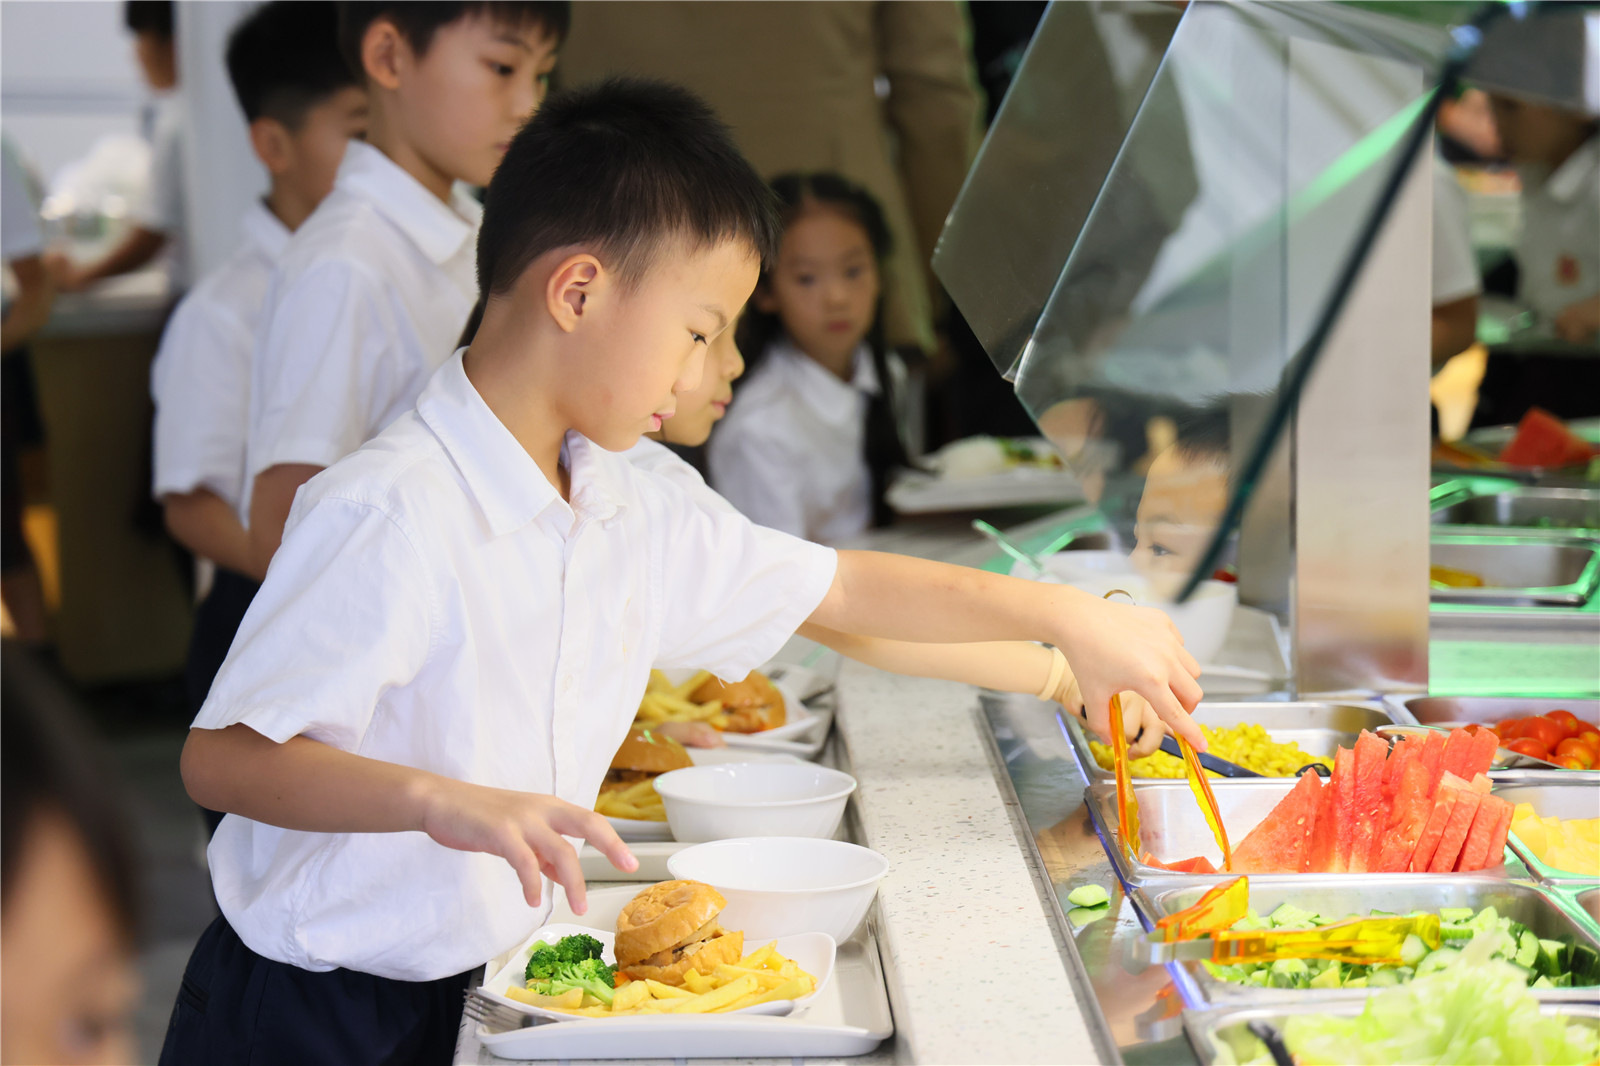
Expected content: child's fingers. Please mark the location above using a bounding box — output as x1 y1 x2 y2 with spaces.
1153 688 1207 752
1178 644 1202 679
551 804 639 877
529 826 588 916
502 838 545 909
1171 664 1204 712
1126 700 1166 759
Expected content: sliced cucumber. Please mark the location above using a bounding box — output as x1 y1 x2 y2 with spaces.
1516 930 1540 969
1416 948 1461 977
1343 976 1369 988
1267 903 1317 929
1368 969 1401 987
1309 966 1342 990
1440 923 1475 942
1438 907 1474 924
1538 939 1567 978
1400 933 1429 967
1532 975 1554 989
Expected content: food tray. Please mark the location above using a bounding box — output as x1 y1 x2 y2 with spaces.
1390 696 1600 783
1083 780 1523 894
1429 532 1600 607
579 840 686 883
462 885 893 1061
1144 876 1600 1006
1182 999 1599 1066
1494 783 1600 888
1062 702 1393 781
1432 482 1600 532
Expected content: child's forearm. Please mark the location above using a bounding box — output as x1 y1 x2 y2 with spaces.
247 462 323 576
181 724 441 833
798 623 1059 696
163 489 257 579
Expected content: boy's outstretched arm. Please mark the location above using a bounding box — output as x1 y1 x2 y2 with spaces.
805 551 1203 745
181 724 637 915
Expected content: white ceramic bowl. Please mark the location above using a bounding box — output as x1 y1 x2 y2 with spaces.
667 837 889 941
652 763 856 843
1010 553 1238 665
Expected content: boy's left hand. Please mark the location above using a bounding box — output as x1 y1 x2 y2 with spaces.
655 720 726 748
1057 677 1169 759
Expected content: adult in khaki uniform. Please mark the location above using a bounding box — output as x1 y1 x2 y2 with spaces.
557 1 983 354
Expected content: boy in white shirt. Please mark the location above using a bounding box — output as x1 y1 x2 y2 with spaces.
242 1 565 576
151 2 366 727
167 79 1202 1065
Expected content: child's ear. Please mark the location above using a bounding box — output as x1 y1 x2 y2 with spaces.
544 254 603 333
248 118 294 177
361 17 408 92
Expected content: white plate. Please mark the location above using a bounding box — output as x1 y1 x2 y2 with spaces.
470 886 888 1061
603 752 806 843
887 438 1083 515
477 920 835 1024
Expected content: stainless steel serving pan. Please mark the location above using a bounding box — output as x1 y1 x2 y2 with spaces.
1063 702 1393 782
1145 876 1600 1007
1085 780 1524 893
1390 697 1600 784
1183 1000 1599 1066
1494 783 1600 888
1433 483 1600 532
1430 532 1600 607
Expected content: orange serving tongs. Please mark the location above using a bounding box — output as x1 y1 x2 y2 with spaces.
1137 876 1442 967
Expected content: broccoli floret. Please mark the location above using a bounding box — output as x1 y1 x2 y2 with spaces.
522 936 617 1005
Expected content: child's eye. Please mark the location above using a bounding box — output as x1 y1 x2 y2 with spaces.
690 332 708 345
488 62 515 77
1150 542 1174 558
796 275 815 286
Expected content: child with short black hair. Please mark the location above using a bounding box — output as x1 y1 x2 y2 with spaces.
152 1 367 726
242 0 566 577
169 78 1201 1065
709 171 907 543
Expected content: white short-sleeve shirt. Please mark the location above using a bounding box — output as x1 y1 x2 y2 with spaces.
1 135 42 262
130 95 189 286
150 202 290 509
706 339 878 544
197 352 837 981
1517 135 1599 329
621 438 736 515
245 140 481 497
1432 150 1481 306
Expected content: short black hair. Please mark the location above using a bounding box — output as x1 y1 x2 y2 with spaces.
477 77 779 297
124 0 173 38
227 2 361 127
337 2 569 80
1172 403 1232 465
1 643 140 945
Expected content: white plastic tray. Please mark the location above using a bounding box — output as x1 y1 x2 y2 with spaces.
461 886 892 1061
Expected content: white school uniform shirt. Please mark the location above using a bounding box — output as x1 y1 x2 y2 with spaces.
130 94 189 287
707 339 878 544
245 140 480 502
1517 135 1599 328
150 202 289 509
1 135 41 262
1432 150 1481 306
621 438 736 515
196 352 837 981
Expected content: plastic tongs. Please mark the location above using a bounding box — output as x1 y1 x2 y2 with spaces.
1109 691 1234 870
1132 876 1442 969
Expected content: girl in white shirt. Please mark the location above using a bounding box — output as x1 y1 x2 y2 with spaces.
708 172 905 543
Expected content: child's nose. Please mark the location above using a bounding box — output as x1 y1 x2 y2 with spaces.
676 346 708 394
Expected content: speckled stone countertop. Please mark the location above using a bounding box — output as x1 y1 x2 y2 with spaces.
830 660 1106 1064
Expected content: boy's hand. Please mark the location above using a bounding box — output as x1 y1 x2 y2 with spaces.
1057 678 1172 758
1055 594 1205 751
656 720 726 748
418 781 637 916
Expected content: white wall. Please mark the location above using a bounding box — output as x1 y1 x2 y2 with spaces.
0 0 146 181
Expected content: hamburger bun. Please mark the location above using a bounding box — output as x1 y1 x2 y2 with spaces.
690 671 786 733
614 879 744 985
609 728 692 777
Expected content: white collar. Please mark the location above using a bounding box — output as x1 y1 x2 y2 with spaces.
1546 135 1599 205
773 337 880 397
240 200 291 260
334 140 482 265
416 351 627 537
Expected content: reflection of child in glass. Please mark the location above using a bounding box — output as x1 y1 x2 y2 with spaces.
1488 93 1599 343
1131 409 1230 595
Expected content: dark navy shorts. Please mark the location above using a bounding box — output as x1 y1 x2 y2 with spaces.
159 916 474 1066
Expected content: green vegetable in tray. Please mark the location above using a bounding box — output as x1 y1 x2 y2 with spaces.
1201 904 1600 992
1067 884 1110 908
524 933 617 1006
1269 936 1600 1065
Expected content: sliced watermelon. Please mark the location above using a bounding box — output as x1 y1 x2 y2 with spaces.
1440 728 1478 781
1417 730 1448 793
1469 772 1493 794
1332 746 1356 873
1456 794 1511 871
1375 759 1433 872
1464 731 1499 779
1348 731 1388 874
1370 737 1419 869
1499 407 1597 468
1230 772 1321 874
1482 801 1514 870
1410 787 1459 872
1427 787 1484 873
1382 735 1415 798
1148 854 1218 874
1307 769 1339 873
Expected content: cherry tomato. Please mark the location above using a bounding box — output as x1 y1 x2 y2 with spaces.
1576 723 1600 743
1463 723 1491 738
1552 754 1587 771
1571 733 1600 759
1521 717 1565 752
1497 718 1527 740
1546 710 1582 738
1555 738 1597 769
1506 737 1551 761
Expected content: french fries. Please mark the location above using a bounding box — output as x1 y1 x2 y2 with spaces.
594 777 665 821
532 942 817 1018
634 670 725 727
